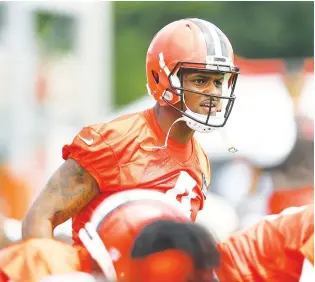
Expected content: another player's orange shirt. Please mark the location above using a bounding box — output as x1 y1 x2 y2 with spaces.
216 205 314 282
267 184 314 215
62 108 211 245
0 238 91 282
0 165 32 220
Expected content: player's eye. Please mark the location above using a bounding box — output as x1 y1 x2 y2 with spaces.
214 80 223 88
193 78 207 85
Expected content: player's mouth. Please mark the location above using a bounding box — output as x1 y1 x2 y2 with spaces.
200 99 218 114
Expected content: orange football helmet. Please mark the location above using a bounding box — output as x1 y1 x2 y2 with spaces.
146 18 240 132
78 190 219 282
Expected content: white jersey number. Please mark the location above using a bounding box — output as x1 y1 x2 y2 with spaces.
165 171 197 216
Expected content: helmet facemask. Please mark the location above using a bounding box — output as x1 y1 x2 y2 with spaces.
162 61 239 133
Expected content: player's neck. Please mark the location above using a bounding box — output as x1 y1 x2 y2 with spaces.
154 103 194 145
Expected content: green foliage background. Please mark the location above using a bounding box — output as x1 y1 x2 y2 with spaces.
1 1 312 108
114 1 314 107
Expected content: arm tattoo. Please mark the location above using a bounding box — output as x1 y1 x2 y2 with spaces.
54 182 98 222
59 160 86 197
46 159 88 198
44 159 100 224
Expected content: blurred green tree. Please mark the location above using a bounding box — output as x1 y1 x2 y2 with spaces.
114 1 313 107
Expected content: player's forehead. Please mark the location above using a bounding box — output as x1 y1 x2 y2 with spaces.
182 69 224 80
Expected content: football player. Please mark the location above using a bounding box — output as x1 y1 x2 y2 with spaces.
216 204 314 282
2 190 221 282
267 137 314 215
22 18 240 246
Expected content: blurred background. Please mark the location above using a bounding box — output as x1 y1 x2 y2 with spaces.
0 1 313 245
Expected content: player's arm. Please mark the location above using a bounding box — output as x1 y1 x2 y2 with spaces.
216 205 314 281
22 158 100 239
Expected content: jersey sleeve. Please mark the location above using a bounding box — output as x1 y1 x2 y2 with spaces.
267 205 314 259
216 221 284 282
195 140 211 186
216 205 314 282
0 239 90 282
205 153 211 186
62 126 120 192
194 140 211 208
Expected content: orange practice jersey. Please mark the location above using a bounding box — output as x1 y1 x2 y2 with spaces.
267 184 314 215
216 205 314 282
62 108 211 245
0 238 91 282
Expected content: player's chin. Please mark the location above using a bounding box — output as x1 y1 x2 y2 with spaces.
199 105 220 116
198 106 211 116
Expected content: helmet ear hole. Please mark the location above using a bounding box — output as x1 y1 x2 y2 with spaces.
152 71 159 84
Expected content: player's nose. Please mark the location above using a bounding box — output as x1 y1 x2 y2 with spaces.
203 82 221 96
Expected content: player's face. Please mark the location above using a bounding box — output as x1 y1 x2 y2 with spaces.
182 70 224 116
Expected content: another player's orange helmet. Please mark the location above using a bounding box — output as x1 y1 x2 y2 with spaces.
146 18 240 132
79 190 220 282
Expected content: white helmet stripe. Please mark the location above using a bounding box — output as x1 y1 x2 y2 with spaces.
90 189 189 228
215 26 230 57
205 21 223 57
189 18 224 57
